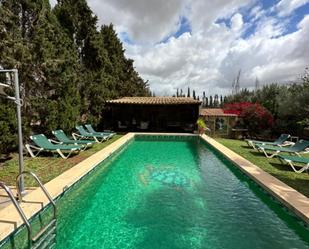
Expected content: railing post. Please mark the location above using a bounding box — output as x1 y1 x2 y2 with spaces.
13 69 25 194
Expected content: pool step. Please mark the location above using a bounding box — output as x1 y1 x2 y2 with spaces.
31 219 57 249
32 219 57 243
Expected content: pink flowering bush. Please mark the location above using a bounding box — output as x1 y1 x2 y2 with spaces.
223 102 274 132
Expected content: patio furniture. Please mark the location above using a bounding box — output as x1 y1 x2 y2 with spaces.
278 155 309 173
137 121 149 130
85 124 115 138
25 134 82 159
117 121 127 129
256 140 309 158
246 134 291 149
73 126 109 143
52 130 95 150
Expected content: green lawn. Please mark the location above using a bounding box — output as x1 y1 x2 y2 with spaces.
216 138 309 198
0 135 123 186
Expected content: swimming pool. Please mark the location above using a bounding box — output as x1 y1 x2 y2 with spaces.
2 135 309 248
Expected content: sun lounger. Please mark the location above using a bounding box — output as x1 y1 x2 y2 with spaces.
25 134 82 159
278 155 309 173
246 134 291 149
85 124 115 138
52 130 95 150
256 140 309 158
73 126 109 143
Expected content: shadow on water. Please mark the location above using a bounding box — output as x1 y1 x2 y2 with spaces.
124 187 205 249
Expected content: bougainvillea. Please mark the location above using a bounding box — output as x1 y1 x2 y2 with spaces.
223 102 274 132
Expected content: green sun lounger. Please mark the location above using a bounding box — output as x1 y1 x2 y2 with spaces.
278 155 309 173
52 130 95 150
25 134 82 159
256 140 309 158
73 126 109 143
85 124 115 138
246 134 291 149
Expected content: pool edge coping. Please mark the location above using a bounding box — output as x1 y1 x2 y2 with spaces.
201 134 309 226
0 133 308 244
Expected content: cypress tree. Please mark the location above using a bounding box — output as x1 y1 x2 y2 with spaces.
209 95 213 107
54 0 109 125
0 0 151 153
192 90 196 99
187 87 190 97
202 91 206 107
25 0 81 132
0 0 25 154
214 94 219 107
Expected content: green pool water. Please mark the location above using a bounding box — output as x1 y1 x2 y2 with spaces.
52 137 309 249
2 136 308 249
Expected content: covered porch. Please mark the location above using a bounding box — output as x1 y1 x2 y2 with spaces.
105 97 201 132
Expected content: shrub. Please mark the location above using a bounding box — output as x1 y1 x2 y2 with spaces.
223 102 274 133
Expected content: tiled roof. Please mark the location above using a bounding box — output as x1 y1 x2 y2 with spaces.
107 97 201 105
200 108 238 116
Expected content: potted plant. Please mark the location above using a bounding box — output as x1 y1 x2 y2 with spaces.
196 118 207 135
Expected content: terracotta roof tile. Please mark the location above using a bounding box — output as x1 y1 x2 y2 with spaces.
107 97 201 105
200 108 238 116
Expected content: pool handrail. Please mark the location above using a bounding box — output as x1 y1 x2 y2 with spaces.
16 171 57 246
0 181 32 247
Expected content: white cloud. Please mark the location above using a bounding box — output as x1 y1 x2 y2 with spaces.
87 0 186 43
276 0 309 17
187 0 255 33
231 13 244 31
127 13 309 96
49 0 309 97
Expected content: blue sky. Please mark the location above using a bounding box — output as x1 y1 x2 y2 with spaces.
80 0 309 96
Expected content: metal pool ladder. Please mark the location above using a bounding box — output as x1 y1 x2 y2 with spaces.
0 171 57 249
